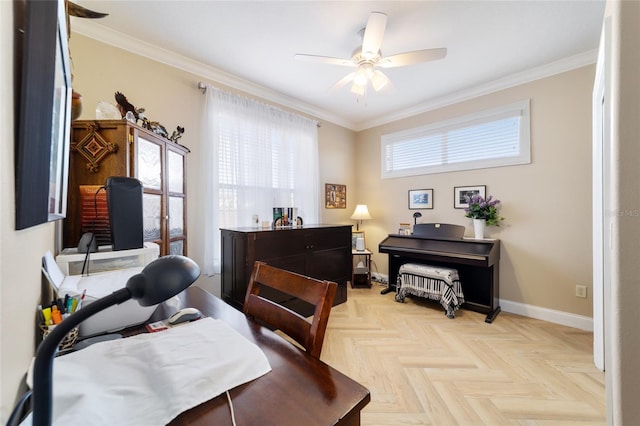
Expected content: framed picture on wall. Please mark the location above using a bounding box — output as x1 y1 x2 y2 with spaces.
325 183 346 208
454 185 486 209
408 189 434 209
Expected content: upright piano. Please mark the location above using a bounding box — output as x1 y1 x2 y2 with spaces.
379 234 500 323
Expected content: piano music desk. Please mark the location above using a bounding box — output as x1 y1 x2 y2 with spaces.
379 234 501 323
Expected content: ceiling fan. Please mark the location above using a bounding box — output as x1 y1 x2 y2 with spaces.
295 12 447 96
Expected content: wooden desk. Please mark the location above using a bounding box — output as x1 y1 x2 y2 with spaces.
141 287 371 425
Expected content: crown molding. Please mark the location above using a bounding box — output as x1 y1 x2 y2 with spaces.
356 49 598 131
72 20 596 133
70 20 352 130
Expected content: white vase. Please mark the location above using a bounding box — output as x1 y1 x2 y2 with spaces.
473 219 486 239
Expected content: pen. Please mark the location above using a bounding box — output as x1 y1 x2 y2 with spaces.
65 295 73 313
37 305 45 324
76 289 87 311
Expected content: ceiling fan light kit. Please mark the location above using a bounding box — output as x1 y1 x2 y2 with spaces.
295 11 447 96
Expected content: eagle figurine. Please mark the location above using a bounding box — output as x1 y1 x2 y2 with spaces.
114 91 140 121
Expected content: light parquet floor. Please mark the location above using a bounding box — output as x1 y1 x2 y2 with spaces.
320 283 605 426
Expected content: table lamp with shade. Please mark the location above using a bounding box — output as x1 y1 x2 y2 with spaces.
31 255 201 426
350 204 372 231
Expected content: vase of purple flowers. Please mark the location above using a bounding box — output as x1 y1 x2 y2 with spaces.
464 194 504 239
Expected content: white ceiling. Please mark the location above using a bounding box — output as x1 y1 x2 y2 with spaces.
71 1 605 131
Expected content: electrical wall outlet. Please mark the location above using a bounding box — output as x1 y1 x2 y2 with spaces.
575 285 588 298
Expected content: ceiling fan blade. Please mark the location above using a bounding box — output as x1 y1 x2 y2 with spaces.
362 12 387 60
377 48 447 68
329 72 356 93
294 54 355 67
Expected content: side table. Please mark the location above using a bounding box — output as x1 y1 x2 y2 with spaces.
351 249 372 288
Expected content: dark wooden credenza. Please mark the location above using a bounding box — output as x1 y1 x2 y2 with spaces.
221 225 351 316
379 234 501 323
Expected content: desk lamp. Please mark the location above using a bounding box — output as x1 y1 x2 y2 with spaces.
350 204 372 231
413 212 422 225
32 255 201 426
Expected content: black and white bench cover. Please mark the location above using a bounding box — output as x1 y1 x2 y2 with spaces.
395 263 465 319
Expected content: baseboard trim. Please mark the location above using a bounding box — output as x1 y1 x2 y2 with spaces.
500 299 593 331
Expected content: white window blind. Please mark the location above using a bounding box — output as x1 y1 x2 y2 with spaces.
382 100 531 178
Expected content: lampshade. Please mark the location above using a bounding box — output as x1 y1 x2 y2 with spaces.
31 255 201 426
351 204 372 221
350 204 372 231
126 255 201 306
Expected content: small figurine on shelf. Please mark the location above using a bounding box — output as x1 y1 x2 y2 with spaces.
143 119 169 138
169 126 185 143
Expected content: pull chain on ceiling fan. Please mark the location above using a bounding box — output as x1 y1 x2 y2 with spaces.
295 12 447 96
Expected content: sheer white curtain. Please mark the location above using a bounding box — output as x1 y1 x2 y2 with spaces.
202 85 319 275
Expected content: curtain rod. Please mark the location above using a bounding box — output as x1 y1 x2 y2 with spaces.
196 81 321 127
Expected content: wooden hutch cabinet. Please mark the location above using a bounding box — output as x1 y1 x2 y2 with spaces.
221 225 351 315
64 120 188 256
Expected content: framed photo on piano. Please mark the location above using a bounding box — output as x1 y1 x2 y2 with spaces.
454 185 486 209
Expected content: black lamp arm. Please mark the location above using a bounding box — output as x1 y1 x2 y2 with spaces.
32 288 132 426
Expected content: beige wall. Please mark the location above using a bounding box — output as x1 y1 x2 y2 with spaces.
318 122 358 225
355 66 595 317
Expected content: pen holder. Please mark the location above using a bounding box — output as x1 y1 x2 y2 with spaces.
39 324 79 351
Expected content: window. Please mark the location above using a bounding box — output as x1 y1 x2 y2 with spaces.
381 100 530 178
202 86 319 275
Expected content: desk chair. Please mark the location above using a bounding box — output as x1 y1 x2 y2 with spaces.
243 261 337 358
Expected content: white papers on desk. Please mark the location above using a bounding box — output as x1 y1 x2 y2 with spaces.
27 317 272 425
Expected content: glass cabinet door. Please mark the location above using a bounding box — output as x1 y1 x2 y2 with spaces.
143 193 162 241
137 137 162 190
166 149 186 255
134 130 187 256
167 149 184 193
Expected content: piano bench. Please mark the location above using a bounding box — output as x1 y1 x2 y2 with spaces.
395 263 465 319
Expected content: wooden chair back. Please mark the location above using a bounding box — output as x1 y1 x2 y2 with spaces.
243 261 337 358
